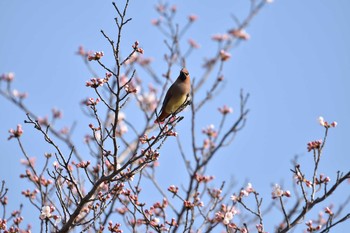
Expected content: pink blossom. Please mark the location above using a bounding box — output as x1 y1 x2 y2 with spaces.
59 127 69 135
256 224 264 232
88 51 104 61
0 219 6 230
8 124 23 140
53 161 60 169
188 14 198 22
220 50 231 61
184 200 194 209
0 196 8 205
20 157 36 167
86 77 109 88
305 179 313 187
170 5 177 12
39 206 52 220
85 97 100 106
208 188 222 198
151 19 161 26
1 72 15 82
166 218 177 227
318 116 338 128
318 116 325 126
271 184 283 199
151 217 160 226
305 220 322 232
115 122 128 137
52 108 63 119
76 161 91 168
40 178 53 187
240 189 249 197
315 174 331 184
13 216 23 225
155 3 165 13
22 189 38 199
325 207 333 215
203 138 214 149
212 34 229 41
166 130 178 137
245 183 255 194
223 212 234 225
323 176 331 183
132 41 144 54
138 91 157 112
136 48 144 54
12 89 28 99
284 190 291 197
124 79 138 93
307 139 322 152
168 185 179 194
218 105 233 115
230 194 239 202
195 173 214 183
188 39 200 48
228 29 250 40
202 124 218 138
139 134 148 144
108 221 122 232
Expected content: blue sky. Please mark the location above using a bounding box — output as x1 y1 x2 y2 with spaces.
1 0 349 232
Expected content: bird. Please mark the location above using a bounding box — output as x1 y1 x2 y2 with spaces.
155 68 191 123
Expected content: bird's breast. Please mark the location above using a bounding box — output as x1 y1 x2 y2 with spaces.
165 93 188 113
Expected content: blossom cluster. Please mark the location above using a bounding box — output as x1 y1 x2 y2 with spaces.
215 204 238 226
218 105 233 115
305 220 321 232
1 73 28 99
1 72 15 82
231 183 255 202
108 221 123 233
20 169 53 187
132 41 144 54
307 139 322 152
220 50 231 61
202 124 218 138
139 134 156 144
8 124 23 140
294 166 330 188
86 73 112 88
39 205 61 225
83 97 100 106
12 89 28 99
228 29 250 40
271 184 291 199
318 116 337 128
88 51 104 61
195 173 214 183
137 84 158 113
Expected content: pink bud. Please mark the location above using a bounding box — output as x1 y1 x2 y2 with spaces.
188 14 198 22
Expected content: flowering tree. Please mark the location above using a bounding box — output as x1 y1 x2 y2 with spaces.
1 1 349 233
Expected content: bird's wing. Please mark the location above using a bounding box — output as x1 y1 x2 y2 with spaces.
161 84 174 112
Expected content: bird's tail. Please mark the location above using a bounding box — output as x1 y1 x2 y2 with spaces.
154 111 170 123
